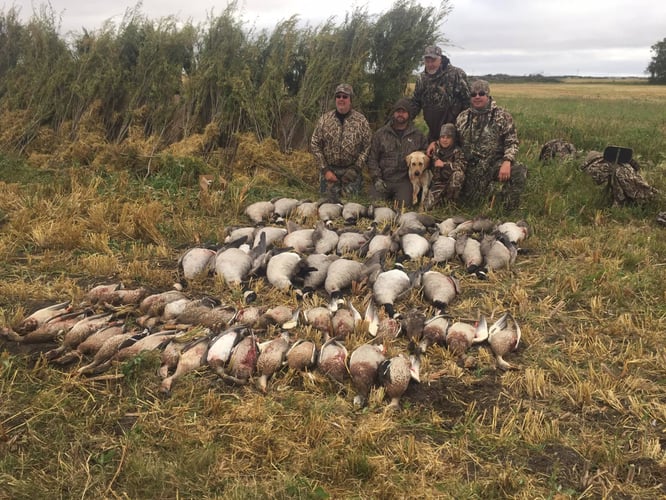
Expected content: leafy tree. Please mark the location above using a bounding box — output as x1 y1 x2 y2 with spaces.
646 38 666 84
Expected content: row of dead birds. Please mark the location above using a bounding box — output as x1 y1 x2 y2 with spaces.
179 200 530 314
2 278 522 409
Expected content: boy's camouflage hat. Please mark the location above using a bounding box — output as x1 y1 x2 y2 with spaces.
439 123 457 138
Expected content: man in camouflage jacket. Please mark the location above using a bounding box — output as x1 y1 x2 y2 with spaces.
456 79 527 211
311 83 372 201
367 97 428 207
410 45 470 144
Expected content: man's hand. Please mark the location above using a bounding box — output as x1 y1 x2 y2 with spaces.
426 141 437 157
324 170 338 182
498 160 512 182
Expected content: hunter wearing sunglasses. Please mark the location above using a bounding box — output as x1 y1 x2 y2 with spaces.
455 79 527 212
310 83 372 202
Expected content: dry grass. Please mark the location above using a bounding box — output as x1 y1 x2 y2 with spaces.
1 81 666 499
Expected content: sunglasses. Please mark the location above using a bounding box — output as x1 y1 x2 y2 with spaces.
335 93 350 99
470 91 487 97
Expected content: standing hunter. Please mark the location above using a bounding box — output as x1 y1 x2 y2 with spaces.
410 45 471 144
311 83 372 202
456 79 527 211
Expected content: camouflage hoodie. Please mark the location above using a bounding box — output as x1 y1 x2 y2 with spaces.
410 57 470 142
310 109 372 172
367 121 428 184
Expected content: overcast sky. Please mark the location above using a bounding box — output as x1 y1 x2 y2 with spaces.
4 0 664 77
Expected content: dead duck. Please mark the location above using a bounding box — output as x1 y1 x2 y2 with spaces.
364 300 401 341
421 271 460 314
488 312 521 370
331 300 362 341
77 329 143 375
317 338 348 383
84 283 148 307
46 313 116 362
113 330 177 362
378 353 414 410
302 306 333 339
259 305 299 330
160 334 211 394
256 331 291 392
312 220 339 255
286 339 318 371
245 200 275 224
1 310 85 344
158 338 187 379
14 300 72 335
349 342 386 407
138 290 188 320
206 325 249 377
54 322 126 364
418 315 450 354
446 316 488 359
221 332 260 385
401 308 426 349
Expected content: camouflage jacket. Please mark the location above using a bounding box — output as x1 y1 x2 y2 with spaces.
310 109 372 172
410 57 470 141
455 99 519 167
367 121 428 183
431 143 467 184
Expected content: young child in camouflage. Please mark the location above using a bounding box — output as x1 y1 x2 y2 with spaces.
426 123 467 209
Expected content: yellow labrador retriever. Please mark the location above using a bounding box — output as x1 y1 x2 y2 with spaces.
406 151 432 209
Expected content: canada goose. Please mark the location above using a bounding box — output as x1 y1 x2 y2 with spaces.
252 226 288 249
256 331 291 392
302 254 339 293
318 202 344 223
368 205 397 226
430 232 457 263
317 338 348 383
283 221 315 254
14 300 71 334
372 267 414 319
245 200 275 224
178 247 217 281
496 220 529 245
336 229 372 255
397 211 437 235
436 216 466 236
215 233 268 286
349 342 386 407
446 317 488 359
266 251 309 292
312 220 339 255
293 200 320 222
455 233 484 277
488 312 521 370
480 233 517 274
399 232 431 261
224 226 257 244
286 339 317 371
342 202 368 225
448 216 496 238
365 225 399 259
421 271 460 314
271 197 301 222
378 353 413 409
160 334 211 394
324 258 367 300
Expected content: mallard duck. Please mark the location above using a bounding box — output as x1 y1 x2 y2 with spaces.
286 339 318 371
139 290 188 319
256 331 291 392
378 353 413 409
331 300 361 341
364 300 401 341
317 338 348 383
206 326 248 377
222 333 259 385
446 316 488 359
349 342 385 407
160 334 211 394
14 300 72 335
418 315 449 354
45 313 116 362
303 306 333 340
401 308 426 348
77 329 141 375
488 312 521 370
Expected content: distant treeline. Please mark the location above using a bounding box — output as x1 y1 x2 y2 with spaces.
0 1 452 155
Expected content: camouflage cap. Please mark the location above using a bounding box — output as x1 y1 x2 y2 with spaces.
334 83 353 97
392 97 412 115
470 79 490 95
423 45 442 59
439 123 456 138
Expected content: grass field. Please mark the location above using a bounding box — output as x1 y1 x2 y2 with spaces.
1 80 665 499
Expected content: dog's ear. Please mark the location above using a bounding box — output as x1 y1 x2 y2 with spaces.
405 152 414 165
421 153 430 168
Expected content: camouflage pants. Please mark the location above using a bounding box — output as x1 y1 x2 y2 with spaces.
460 159 527 211
582 156 658 205
425 170 465 209
324 166 362 202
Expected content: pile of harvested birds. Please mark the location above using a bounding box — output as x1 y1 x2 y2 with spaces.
2 198 530 409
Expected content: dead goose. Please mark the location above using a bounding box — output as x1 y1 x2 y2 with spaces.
312 220 339 255
430 232 457 263
224 226 257 244
324 251 385 304
178 247 217 281
158 338 187 380
14 300 72 335
368 205 397 226
372 267 417 319
283 220 315 254
397 211 437 235
448 215 496 238
446 316 488 359
271 197 301 222
378 353 414 409
302 254 339 294
421 270 460 314
436 216 466 236
317 338 349 383
398 232 431 261
138 290 188 320
256 331 291 392
215 232 268 286
245 200 275 224
265 250 311 293
342 202 368 225
455 233 485 277
336 228 372 255
259 305 299 330
286 339 318 371
318 202 344 224
160 334 211 394
207 325 249 377
480 233 517 275
252 226 288 249
221 332 260 385
293 200 320 222
488 312 521 370
496 220 529 245
365 225 399 259
349 342 386 407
